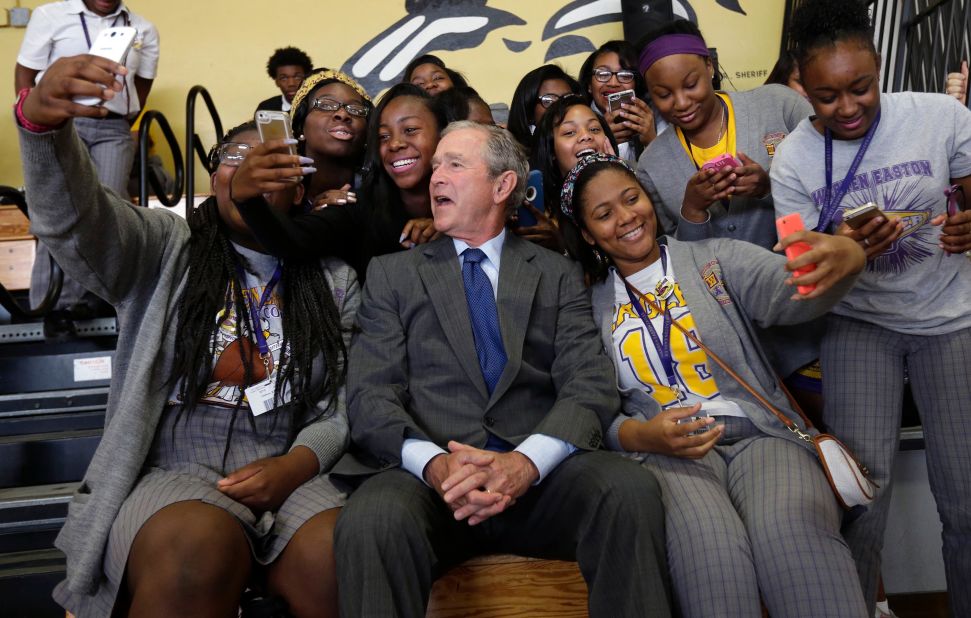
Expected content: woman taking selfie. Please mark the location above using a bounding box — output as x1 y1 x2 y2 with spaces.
560 154 866 618
288 68 371 209
238 83 449 278
16 56 358 617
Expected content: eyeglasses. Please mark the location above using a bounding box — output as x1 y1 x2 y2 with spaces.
211 142 253 168
537 93 563 108
311 97 369 118
592 69 636 84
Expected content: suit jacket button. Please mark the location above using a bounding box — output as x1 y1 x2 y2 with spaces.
484 416 495 427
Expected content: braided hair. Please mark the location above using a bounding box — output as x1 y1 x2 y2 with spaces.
789 0 876 69
171 122 348 465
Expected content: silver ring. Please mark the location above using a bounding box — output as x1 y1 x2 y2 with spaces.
863 238 871 247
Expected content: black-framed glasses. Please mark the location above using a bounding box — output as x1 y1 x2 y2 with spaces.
537 93 563 108
592 69 636 84
210 142 253 168
311 97 369 118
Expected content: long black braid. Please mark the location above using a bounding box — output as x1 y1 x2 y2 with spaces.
171 122 348 466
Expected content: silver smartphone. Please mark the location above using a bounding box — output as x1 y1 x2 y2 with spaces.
255 110 297 156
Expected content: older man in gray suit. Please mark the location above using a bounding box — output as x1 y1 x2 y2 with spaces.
334 121 671 617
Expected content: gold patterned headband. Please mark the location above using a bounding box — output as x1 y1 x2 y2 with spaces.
290 69 372 119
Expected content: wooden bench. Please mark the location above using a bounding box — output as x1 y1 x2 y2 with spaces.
427 554 588 617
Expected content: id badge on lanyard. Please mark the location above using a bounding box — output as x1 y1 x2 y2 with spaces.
624 248 686 404
238 265 288 416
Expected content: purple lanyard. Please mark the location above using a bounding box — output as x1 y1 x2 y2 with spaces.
816 110 881 232
79 12 132 116
236 264 282 359
624 249 679 391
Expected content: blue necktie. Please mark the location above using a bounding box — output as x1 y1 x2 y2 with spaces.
461 248 507 395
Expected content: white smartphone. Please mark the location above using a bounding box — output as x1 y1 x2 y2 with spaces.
255 110 297 156
74 26 137 106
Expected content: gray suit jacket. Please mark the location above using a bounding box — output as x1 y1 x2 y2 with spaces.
339 233 619 475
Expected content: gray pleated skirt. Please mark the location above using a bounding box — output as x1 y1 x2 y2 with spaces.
76 403 346 616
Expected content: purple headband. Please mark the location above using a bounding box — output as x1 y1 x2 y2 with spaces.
560 153 635 221
638 33 710 75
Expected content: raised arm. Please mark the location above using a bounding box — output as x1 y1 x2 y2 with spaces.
18 55 183 305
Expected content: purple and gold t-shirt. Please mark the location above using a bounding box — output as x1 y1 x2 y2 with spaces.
771 92 971 335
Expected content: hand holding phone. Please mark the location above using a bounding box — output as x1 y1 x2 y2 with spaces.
255 110 298 157
841 202 885 230
607 89 636 114
516 170 543 227
73 27 137 106
701 153 741 174
776 213 817 295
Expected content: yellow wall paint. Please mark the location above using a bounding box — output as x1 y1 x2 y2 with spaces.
0 0 784 190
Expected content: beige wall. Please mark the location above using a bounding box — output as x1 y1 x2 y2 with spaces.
0 0 784 191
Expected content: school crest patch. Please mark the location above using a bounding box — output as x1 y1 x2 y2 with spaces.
700 259 731 306
762 131 787 158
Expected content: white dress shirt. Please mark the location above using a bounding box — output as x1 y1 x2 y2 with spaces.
401 229 578 485
17 0 160 116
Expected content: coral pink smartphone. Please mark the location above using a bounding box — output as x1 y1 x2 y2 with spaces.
776 213 816 295
701 153 741 173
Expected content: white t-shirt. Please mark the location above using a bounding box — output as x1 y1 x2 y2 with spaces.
609 253 744 417
17 0 160 116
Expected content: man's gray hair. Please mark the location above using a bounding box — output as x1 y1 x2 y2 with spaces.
441 120 528 209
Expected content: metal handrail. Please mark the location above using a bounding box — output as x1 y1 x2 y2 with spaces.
0 186 64 319
185 86 224 211
137 110 184 208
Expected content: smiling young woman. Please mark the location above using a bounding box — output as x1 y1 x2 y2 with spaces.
558 154 867 618
578 41 658 161
770 1 971 614
236 83 449 280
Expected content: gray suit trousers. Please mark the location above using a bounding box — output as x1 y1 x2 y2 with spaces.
334 450 672 618
822 315 971 616
643 417 866 618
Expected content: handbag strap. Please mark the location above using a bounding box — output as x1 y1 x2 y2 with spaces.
622 277 815 444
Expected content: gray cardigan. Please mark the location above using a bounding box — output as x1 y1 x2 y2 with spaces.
18 123 358 597
636 84 812 247
596 237 855 453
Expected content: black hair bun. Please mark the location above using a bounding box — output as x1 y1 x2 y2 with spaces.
790 0 872 58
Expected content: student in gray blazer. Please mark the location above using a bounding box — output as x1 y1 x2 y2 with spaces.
558 154 868 618
334 122 672 618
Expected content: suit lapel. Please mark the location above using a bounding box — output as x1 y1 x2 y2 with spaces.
418 238 490 400
488 235 540 407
